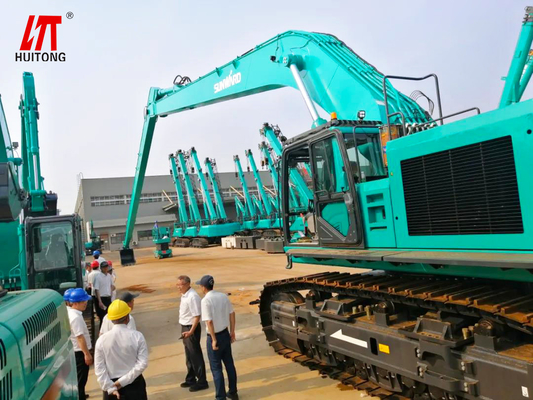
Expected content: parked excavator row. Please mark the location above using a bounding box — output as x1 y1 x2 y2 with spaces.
0 72 86 399
164 131 308 251
122 8 533 398
168 148 241 247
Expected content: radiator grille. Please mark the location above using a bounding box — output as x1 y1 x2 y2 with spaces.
0 370 12 400
30 322 61 371
22 302 57 345
401 136 523 236
0 340 5 370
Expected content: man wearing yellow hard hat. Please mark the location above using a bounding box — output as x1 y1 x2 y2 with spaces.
94 299 148 399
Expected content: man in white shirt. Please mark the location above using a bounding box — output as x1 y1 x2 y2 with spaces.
93 250 106 265
88 261 101 313
108 260 117 301
197 275 238 400
95 299 148 400
100 292 138 336
94 261 114 324
67 288 93 400
177 275 208 392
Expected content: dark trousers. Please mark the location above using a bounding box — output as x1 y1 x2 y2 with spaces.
95 296 111 324
207 329 237 400
75 351 89 400
182 324 207 386
103 375 147 400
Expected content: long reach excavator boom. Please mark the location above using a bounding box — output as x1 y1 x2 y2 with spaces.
120 30 430 264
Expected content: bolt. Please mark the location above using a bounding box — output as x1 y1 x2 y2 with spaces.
415 348 421 358
352 306 358 314
461 361 466 371
462 328 470 340
418 367 424 377
365 306 372 319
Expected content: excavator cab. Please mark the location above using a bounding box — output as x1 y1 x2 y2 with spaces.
282 120 386 248
25 214 84 292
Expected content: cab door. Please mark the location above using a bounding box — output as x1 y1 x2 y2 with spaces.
309 132 363 247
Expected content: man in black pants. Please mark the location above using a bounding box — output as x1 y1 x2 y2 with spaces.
67 288 93 399
177 275 208 392
197 275 238 400
95 299 149 400
94 261 114 324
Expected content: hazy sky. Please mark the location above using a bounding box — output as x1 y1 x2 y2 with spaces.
0 1 530 213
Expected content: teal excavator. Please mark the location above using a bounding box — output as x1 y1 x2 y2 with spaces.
233 154 263 230
0 72 82 399
1 72 84 292
204 157 228 222
168 149 240 248
123 10 533 398
84 219 103 255
244 148 280 227
152 223 172 258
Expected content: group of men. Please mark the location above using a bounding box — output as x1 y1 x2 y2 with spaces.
86 251 117 323
66 255 238 400
177 274 239 400
64 287 145 400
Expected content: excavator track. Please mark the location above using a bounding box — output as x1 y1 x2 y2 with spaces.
259 271 533 399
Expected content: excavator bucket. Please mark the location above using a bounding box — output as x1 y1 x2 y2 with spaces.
120 248 136 266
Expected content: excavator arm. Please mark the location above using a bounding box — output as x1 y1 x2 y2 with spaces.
233 155 254 219
245 149 273 217
169 154 189 224
205 158 228 220
121 30 429 263
19 72 57 216
189 147 217 221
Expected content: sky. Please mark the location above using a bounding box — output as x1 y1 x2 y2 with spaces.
0 0 530 213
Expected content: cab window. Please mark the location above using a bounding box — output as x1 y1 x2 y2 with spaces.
312 136 348 195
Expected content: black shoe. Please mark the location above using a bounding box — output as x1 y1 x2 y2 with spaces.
189 383 209 392
180 382 195 388
227 393 239 400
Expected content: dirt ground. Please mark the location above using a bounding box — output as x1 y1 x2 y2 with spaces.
86 246 377 399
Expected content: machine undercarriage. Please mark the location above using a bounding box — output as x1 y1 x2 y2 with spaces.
260 272 533 399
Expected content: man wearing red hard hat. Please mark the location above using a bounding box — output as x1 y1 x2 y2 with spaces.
88 260 101 318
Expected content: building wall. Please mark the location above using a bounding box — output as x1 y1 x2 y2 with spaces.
76 172 274 251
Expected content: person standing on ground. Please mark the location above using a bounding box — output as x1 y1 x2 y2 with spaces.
63 288 74 308
197 275 238 400
93 250 106 265
88 260 101 317
108 260 117 301
100 291 138 336
88 260 101 303
83 262 92 295
67 288 93 400
94 261 114 324
94 300 149 400
177 275 208 393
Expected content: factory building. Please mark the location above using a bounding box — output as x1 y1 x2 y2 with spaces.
74 172 274 251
